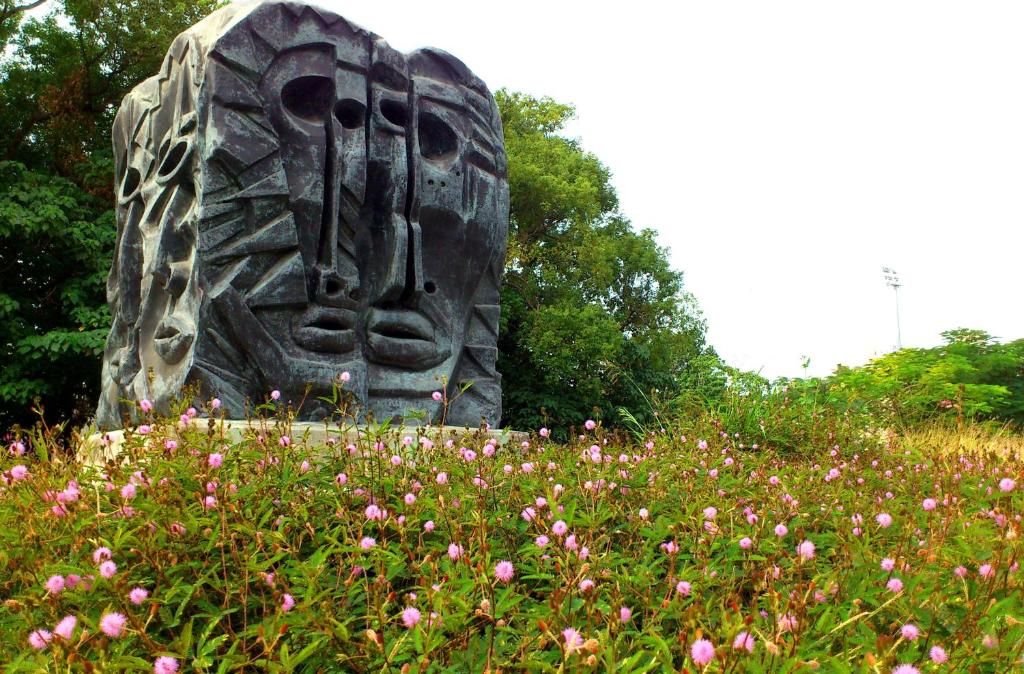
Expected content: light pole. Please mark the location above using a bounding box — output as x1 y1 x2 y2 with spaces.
882 267 902 350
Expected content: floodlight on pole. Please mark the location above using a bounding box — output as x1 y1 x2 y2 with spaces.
882 267 902 350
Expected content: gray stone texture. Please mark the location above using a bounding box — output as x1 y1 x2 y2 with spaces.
96 0 508 428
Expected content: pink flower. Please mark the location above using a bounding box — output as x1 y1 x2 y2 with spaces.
28 629 51 650
887 577 904 593
535 535 549 548
691 638 715 665
579 578 595 593
930 645 948 663
619 606 631 623
210 398 221 410
900 623 920 641
562 627 584 653
982 634 998 649
203 495 216 509
739 537 752 550
436 472 448 485
365 504 384 521
676 580 692 596
99 612 127 638
732 631 754 653
360 537 376 549
774 524 788 537
270 389 281 400
638 507 650 520
391 455 402 466
922 498 937 511
891 666 920 674
140 399 153 412
280 593 295 612
979 563 995 579
53 615 76 640
45 575 65 594
431 391 443 402
154 656 179 674
797 539 815 561
447 542 463 560
402 606 421 628
954 565 968 578
340 371 351 383
424 520 435 532
120 483 137 500
129 587 149 605
93 547 112 564
552 520 568 536
876 513 893 528
881 557 896 571
99 561 117 579
703 506 717 520
778 614 798 632
208 453 223 468
278 435 291 447
138 425 151 435
10 464 28 480
539 427 550 438
494 560 514 583
999 478 1016 492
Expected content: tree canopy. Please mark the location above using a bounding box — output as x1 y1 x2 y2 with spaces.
495 91 712 430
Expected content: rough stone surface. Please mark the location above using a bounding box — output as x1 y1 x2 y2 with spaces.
79 420 526 465
96 0 508 429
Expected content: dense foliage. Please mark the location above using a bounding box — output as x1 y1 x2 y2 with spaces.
672 329 1024 453
1 392 1021 672
0 0 221 430
495 91 712 431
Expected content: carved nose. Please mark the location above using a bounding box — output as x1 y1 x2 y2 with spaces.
314 266 360 308
375 213 425 306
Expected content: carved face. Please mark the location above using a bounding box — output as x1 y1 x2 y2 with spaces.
97 2 507 428
257 42 367 360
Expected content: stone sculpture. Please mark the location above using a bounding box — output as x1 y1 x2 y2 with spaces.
95 0 508 429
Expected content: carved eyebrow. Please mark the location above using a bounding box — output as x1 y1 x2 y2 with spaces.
370 61 408 91
335 60 368 76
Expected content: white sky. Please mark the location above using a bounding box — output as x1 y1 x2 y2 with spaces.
303 2 1021 376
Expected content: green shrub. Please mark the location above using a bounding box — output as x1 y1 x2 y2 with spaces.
1 395 1021 672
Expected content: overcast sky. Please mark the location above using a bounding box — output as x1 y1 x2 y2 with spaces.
312 2 1021 376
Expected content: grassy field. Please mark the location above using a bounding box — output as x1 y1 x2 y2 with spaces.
1 398 1021 672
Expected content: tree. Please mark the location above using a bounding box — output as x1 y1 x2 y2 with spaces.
822 328 1024 428
495 91 713 430
0 0 221 430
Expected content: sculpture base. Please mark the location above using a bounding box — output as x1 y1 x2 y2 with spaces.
78 419 527 465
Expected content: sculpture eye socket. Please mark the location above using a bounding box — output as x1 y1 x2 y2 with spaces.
281 75 333 120
418 112 458 161
120 166 141 200
380 99 408 127
334 98 366 129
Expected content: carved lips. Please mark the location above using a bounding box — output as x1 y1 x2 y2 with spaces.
365 308 449 369
292 304 358 354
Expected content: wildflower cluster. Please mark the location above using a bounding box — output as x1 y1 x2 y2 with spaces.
1 397 1021 672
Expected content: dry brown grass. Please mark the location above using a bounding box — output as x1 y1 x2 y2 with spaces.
897 421 1024 461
